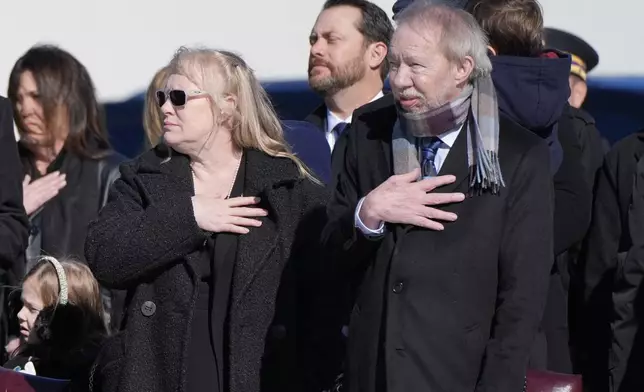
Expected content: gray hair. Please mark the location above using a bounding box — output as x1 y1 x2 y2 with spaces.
395 1 493 82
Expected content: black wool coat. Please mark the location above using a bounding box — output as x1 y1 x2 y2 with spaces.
85 146 331 392
323 95 554 392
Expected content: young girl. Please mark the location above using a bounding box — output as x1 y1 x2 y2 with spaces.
3 256 108 390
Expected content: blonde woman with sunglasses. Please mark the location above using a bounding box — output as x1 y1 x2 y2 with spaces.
85 47 335 392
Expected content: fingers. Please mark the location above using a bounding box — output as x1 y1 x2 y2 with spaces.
422 192 465 206
29 171 67 191
408 216 446 231
220 224 252 234
419 206 458 222
227 196 261 207
23 175 31 187
416 175 457 191
229 216 263 227
393 168 421 184
23 172 67 215
230 207 269 217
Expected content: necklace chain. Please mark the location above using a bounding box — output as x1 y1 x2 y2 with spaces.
191 153 242 199
226 154 242 199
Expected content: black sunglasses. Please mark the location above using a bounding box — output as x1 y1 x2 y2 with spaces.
156 89 209 107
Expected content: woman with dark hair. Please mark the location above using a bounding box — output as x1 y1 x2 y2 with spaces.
6 44 125 330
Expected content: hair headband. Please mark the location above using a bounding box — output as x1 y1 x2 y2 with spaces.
39 256 68 305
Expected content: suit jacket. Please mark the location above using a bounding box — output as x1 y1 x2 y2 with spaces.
610 148 644 392
282 120 331 184
323 95 554 392
305 104 354 187
85 146 330 392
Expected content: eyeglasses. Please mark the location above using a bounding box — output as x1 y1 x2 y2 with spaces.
155 89 209 107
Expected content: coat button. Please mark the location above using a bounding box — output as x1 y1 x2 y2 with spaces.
29 225 39 236
392 282 404 294
141 301 156 317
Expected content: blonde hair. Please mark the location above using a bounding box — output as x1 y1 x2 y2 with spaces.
167 47 317 182
143 66 171 148
24 257 104 319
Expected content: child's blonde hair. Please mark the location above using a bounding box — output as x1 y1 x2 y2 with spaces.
24 257 104 318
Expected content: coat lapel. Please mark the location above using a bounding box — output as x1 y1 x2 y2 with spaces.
144 146 194 194
232 150 301 306
147 147 200 287
304 103 328 132
394 119 470 239
436 123 470 194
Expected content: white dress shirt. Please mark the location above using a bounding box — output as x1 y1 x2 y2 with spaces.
325 91 385 151
355 123 464 236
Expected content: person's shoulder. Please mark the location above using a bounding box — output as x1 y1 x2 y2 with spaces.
282 120 328 146
606 131 644 164
566 105 596 126
304 103 327 130
117 144 170 176
100 150 128 170
353 93 396 121
350 94 397 141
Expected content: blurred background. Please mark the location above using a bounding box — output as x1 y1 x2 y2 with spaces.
1 0 642 158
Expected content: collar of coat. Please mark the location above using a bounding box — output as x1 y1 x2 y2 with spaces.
140 144 304 196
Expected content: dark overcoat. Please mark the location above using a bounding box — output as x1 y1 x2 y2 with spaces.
324 94 554 392
85 146 331 392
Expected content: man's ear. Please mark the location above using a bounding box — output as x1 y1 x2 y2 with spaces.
454 55 475 85
366 41 388 72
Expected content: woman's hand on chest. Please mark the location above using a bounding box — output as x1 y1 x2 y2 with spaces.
191 195 268 234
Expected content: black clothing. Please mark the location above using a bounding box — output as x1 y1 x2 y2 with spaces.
305 104 346 183
3 303 108 392
186 159 245 392
567 106 606 188
85 146 330 392
0 96 28 360
610 153 644 392
19 145 124 270
490 53 593 373
0 97 28 281
324 95 554 392
17 143 125 332
582 132 644 391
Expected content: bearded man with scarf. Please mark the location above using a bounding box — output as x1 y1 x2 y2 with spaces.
322 3 553 392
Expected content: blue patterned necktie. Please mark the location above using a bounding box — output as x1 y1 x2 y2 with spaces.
332 122 348 141
420 136 442 178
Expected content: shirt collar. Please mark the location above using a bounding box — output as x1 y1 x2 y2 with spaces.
436 122 463 148
326 91 384 133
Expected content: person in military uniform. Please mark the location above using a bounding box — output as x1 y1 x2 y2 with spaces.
544 28 609 379
545 27 607 187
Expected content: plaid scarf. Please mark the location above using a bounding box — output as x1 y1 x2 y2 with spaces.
392 75 505 195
